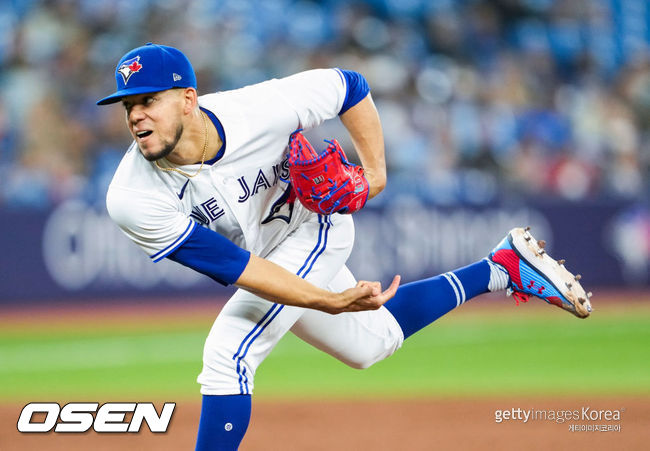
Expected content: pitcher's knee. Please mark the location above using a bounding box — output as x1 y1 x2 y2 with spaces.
340 350 392 370
337 333 403 370
348 359 377 370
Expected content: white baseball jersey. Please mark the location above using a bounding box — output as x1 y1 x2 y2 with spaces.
106 68 403 396
107 69 347 263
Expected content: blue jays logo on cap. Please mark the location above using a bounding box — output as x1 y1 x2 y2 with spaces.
97 43 197 105
117 56 143 85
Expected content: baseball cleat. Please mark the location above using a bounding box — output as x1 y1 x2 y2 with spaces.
489 227 592 318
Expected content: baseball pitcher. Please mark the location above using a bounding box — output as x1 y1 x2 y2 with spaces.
97 43 592 450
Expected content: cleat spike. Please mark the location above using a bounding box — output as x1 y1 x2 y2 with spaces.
587 292 592 298
566 282 573 289
524 235 531 241
575 274 582 281
558 259 565 265
539 249 545 255
525 226 531 231
578 298 585 305
538 240 546 248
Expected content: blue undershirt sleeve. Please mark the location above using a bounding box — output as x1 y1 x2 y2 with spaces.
167 224 251 286
338 69 370 115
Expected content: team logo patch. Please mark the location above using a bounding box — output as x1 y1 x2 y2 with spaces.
118 56 143 85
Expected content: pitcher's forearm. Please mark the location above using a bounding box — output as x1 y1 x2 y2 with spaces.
234 254 394 314
339 94 386 198
234 254 337 310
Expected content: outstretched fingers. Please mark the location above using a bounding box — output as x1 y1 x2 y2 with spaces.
335 275 401 313
378 275 401 301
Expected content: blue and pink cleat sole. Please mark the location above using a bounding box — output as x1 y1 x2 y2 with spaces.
489 227 592 318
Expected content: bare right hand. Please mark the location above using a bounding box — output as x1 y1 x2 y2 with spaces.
317 275 401 314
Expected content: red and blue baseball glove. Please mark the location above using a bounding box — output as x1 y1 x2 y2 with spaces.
288 131 369 215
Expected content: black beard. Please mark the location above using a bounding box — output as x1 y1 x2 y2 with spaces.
141 124 184 162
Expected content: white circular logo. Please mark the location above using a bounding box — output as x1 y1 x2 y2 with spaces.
224 422 233 431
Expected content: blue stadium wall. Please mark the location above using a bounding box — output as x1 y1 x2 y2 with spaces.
1 200 648 304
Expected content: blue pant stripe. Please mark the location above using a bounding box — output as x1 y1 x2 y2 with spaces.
233 214 330 394
296 215 324 277
304 218 331 277
233 304 279 394
232 303 279 363
237 304 284 395
232 216 324 369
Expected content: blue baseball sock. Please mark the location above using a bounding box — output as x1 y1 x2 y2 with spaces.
195 394 251 451
385 260 492 339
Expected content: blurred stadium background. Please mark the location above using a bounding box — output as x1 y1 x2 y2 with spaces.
1 0 649 449
2 0 650 301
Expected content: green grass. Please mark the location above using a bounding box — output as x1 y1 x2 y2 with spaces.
255 308 650 398
1 306 649 401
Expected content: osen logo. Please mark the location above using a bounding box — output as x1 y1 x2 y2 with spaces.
17 402 175 433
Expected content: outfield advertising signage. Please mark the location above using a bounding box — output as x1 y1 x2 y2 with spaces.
0 200 646 304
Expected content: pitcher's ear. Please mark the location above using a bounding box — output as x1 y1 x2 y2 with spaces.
181 87 198 114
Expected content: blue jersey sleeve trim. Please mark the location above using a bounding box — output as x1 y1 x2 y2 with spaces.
167 224 251 286
336 69 370 115
150 220 197 262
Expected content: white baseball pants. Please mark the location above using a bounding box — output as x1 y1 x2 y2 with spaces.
197 213 404 395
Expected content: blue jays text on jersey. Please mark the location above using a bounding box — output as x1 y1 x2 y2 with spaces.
236 157 290 203
189 157 292 227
